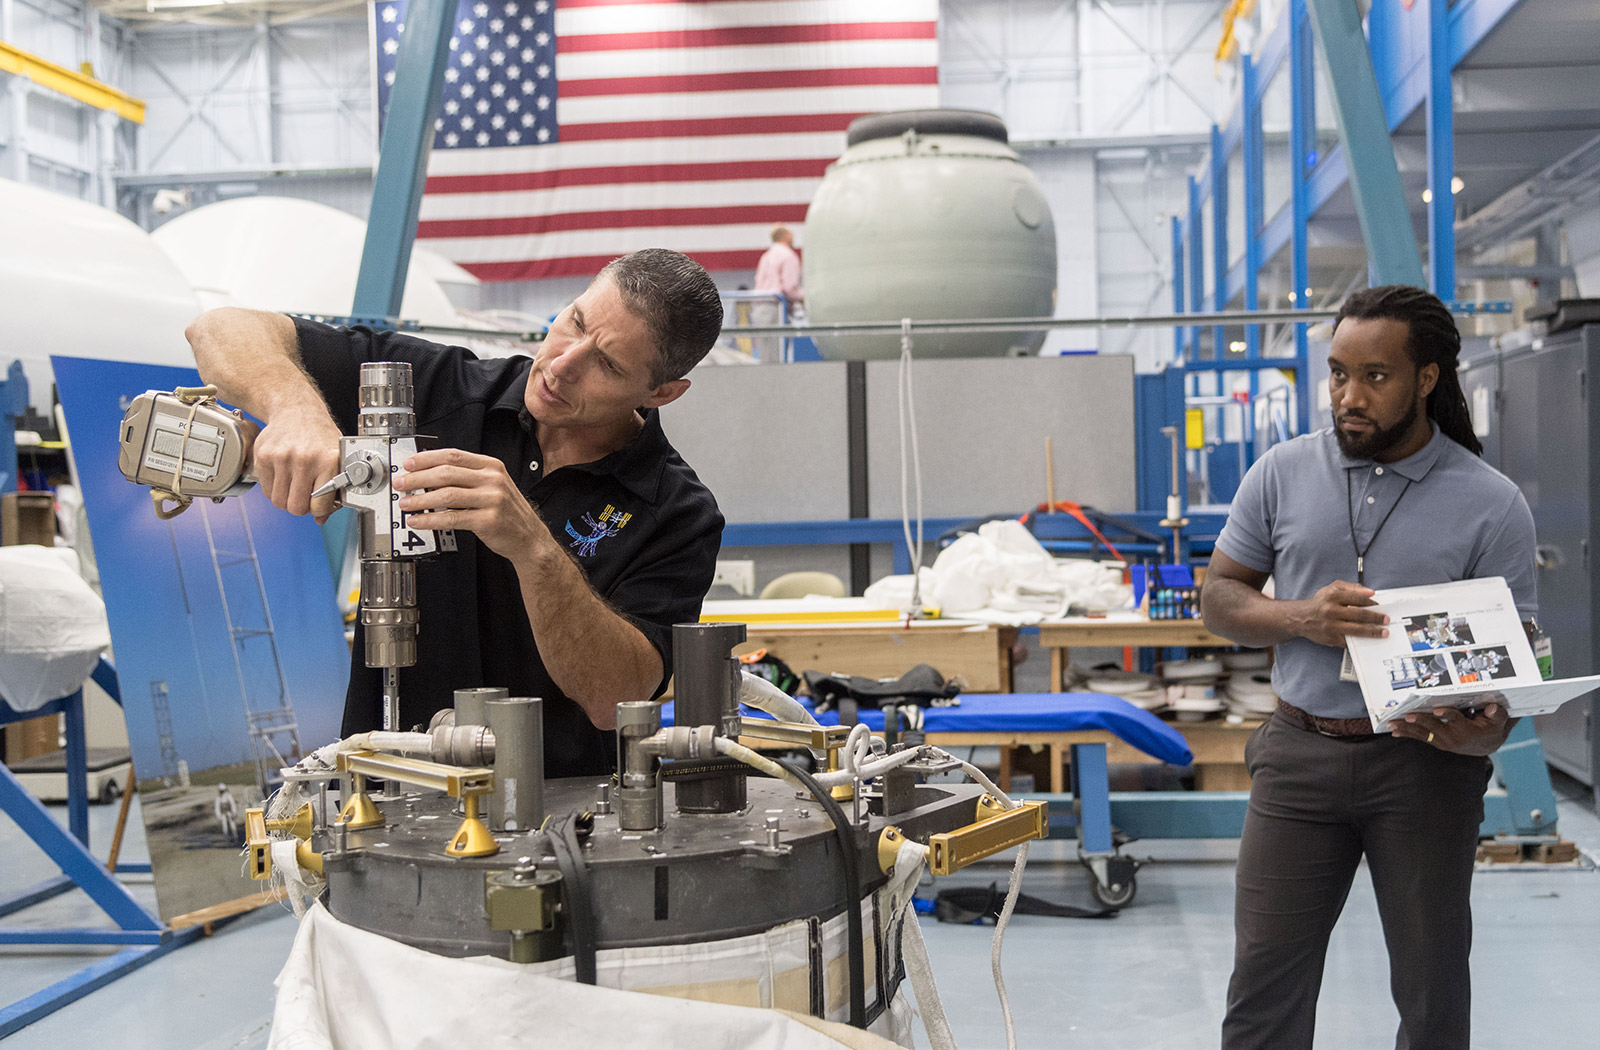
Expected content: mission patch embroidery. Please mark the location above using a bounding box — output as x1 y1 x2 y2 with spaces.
566 504 632 557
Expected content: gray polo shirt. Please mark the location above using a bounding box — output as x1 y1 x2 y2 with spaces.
1214 425 1537 719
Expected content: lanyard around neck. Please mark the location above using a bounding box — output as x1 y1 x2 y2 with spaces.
1346 467 1414 586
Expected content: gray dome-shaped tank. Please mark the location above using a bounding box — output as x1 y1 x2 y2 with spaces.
802 109 1057 360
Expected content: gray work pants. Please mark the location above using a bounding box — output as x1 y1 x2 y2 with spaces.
1221 713 1491 1050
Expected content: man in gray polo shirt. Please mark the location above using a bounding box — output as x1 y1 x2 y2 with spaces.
1202 285 1536 1050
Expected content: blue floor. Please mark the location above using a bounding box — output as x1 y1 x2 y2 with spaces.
4 780 1598 1049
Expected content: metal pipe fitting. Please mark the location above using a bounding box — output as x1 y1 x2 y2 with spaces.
430 723 495 767
615 701 663 832
638 725 719 761
671 622 748 814
485 697 544 832
455 687 507 727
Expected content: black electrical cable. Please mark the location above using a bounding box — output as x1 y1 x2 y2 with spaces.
549 815 598 984
773 757 867 1029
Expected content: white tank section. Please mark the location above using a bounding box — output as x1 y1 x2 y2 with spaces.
0 177 201 409
802 110 1057 360
150 196 478 325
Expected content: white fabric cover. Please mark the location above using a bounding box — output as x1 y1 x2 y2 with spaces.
0 545 110 711
269 902 913 1050
865 520 1131 624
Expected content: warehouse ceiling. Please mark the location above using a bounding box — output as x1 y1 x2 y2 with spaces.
1313 0 1600 268
93 0 364 27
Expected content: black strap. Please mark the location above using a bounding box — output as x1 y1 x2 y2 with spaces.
1346 467 1414 585
933 883 1118 923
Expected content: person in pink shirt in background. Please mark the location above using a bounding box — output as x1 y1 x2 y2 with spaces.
754 224 804 313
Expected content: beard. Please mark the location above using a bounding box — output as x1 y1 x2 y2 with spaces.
1334 396 1421 459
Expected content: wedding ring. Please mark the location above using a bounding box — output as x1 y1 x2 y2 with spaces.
1427 732 1435 743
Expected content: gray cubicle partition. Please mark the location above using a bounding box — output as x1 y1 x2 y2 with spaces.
663 355 1137 595
864 355 1136 518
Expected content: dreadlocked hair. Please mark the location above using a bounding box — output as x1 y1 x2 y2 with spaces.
1333 284 1482 456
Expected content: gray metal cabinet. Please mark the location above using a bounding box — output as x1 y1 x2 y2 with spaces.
1497 325 1600 794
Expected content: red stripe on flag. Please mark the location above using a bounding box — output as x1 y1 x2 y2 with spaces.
559 21 938 53
424 157 833 195
560 112 861 141
460 249 769 282
417 203 809 239
561 66 937 98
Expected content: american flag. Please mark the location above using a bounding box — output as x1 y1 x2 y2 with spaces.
374 0 940 282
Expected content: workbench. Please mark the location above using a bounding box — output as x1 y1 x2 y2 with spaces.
1032 614 1254 788
1037 614 1234 692
697 600 1016 694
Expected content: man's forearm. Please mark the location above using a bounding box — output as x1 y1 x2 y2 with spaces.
1201 578 1306 649
513 545 663 730
187 307 325 422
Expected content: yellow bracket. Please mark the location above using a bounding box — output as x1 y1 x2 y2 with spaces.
266 802 314 841
0 41 145 123
876 826 905 876
337 750 498 859
927 799 1048 876
447 794 500 858
245 808 271 881
246 803 326 879
337 775 385 831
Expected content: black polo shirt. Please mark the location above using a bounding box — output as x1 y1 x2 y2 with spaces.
292 318 723 777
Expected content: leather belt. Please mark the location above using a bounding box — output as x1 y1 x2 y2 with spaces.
1275 699 1382 738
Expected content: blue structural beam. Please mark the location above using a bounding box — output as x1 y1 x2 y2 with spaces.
1069 744 1114 853
1425 0 1455 298
0 361 27 495
1210 123 1228 370
1171 216 1185 362
1039 793 1250 839
0 933 203 1040
1303 0 1426 287
1241 55 1264 364
1188 176 1204 356
352 0 461 319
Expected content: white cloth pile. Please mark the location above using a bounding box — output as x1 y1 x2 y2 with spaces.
1220 650 1277 719
1062 664 1165 711
1159 658 1225 721
865 520 1131 625
0 545 109 711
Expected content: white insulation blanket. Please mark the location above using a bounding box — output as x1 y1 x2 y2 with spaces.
867 519 1130 624
0 545 109 710
270 902 916 1050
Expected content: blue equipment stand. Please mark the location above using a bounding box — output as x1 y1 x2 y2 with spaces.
0 658 205 1038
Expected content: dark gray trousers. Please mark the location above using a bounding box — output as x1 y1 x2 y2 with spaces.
1220 713 1491 1050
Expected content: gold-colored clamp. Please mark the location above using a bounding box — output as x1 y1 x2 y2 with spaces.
877 825 905 876
926 798 1048 876
337 773 385 830
336 750 499 859
447 794 499 858
735 720 857 800
244 802 325 880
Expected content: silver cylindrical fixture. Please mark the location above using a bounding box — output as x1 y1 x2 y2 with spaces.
455 686 507 727
361 560 419 668
670 622 748 815
486 697 544 832
358 361 416 436
616 701 663 832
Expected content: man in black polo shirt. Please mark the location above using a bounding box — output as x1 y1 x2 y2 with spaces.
185 249 725 777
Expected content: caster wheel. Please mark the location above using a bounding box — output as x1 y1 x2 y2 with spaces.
99 779 122 804
1090 873 1137 908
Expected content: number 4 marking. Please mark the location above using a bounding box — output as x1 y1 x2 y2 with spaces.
402 530 429 551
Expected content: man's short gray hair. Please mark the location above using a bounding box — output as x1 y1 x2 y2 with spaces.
596 249 723 386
